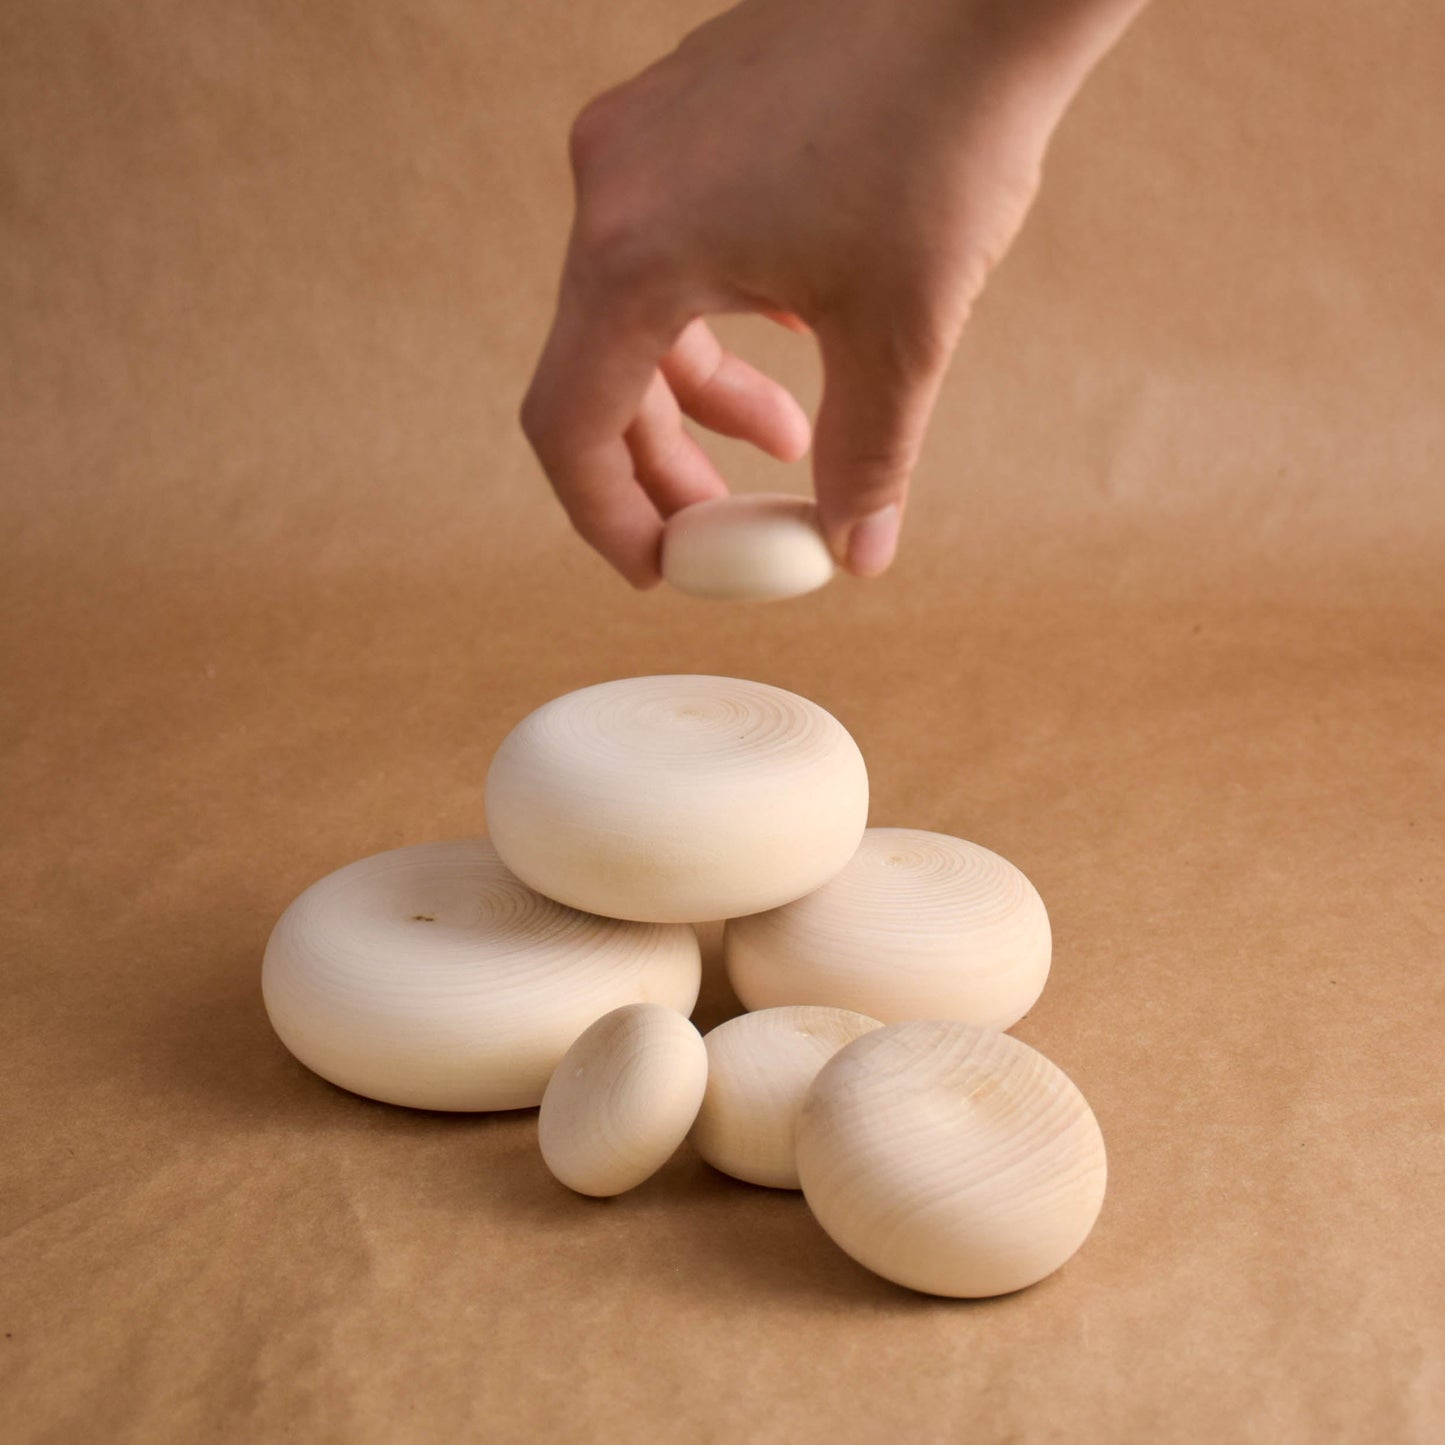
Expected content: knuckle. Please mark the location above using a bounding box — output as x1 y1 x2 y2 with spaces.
572 204 668 291
518 387 549 450
856 279 956 383
845 449 914 499
567 90 625 175
952 249 998 316
823 430 916 504
954 163 1041 302
896 318 954 381
872 315 952 390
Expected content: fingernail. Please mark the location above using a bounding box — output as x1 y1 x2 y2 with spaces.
844 504 900 577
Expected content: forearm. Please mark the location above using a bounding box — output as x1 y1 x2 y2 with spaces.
927 0 1152 118
964 0 1151 62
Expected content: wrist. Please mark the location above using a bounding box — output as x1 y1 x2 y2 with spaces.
966 0 1150 88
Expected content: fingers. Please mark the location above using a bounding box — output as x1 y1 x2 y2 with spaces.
625 371 730 516
811 311 952 578
524 272 947 585
660 319 812 463
522 252 814 586
520 269 686 588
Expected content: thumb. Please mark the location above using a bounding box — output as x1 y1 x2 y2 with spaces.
811 314 950 578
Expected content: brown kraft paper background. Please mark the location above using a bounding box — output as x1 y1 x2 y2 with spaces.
3 2 1443 1441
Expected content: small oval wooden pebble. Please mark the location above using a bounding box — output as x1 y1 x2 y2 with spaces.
486 675 868 923
726 828 1050 1029
796 1021 1107 1297
661 493 835 602
539 1003 709 1197
261 838 700 1111
691 1006 882 1189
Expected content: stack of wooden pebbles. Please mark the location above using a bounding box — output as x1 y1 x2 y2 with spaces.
264 493 1105 1298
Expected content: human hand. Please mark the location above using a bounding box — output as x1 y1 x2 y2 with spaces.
521 0 1148 587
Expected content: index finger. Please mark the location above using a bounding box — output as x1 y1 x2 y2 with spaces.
519 266 688 588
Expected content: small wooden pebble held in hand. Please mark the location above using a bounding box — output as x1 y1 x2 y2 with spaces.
261 838 700 1111
691 1006 882 1189
660 493 835 602
485 674 868 923
796 1021 1107 1298
726 827 1051 1029
538 1003 708 1196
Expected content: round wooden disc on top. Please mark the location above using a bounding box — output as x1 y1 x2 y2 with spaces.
486 675 869 923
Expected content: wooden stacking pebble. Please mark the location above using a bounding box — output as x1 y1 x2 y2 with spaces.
263 672 1110 1292
725 828 1050 1030
691 1006 882 1189
539 1003 709 1197
796 1021 1106 1297
485 675 869 923
261 839 701 1111
660 493 836 601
